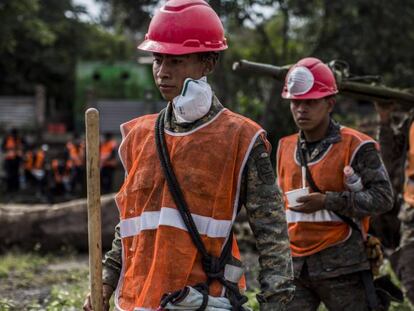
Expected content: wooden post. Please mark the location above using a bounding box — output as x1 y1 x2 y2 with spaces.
85 108 103 311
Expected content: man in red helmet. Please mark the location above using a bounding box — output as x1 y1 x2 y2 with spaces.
84 1 294 310
276 57 393 310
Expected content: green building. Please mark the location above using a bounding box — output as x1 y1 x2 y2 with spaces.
74 61 163 134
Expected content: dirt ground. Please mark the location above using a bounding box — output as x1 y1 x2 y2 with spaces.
0 252 89 310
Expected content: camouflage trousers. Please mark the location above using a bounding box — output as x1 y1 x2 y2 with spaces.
286 271 369 311
391 203 414 305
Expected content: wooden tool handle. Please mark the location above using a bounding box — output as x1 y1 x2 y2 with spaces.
85 108 103 311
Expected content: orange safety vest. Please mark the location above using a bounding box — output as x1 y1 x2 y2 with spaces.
66 141 84 167
277 127 377 257
24 151 34 170
4 135 23 160
100 139 117 167
34 150 45 169
404 122 414 207
115 109 266 310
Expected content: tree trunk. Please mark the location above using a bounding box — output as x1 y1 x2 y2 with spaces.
0 194 118 252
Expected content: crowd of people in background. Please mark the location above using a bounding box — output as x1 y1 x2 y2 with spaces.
0 128 119 203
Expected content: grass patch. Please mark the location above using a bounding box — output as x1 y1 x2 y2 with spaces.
0 252 50 279
1 252 414 310
0 251 89 310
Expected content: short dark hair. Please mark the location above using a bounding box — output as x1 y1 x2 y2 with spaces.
197 52 220 64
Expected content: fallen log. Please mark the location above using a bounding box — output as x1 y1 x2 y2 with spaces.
0 193 118 252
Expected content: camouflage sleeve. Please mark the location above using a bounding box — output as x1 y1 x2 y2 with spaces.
325 143 394 218
242 136 294 309
102 223 122 290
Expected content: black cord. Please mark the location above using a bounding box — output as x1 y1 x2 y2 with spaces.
155 110 209 258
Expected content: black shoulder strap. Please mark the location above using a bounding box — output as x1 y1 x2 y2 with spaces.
296 138 362 233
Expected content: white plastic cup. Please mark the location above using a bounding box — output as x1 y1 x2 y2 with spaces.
285 187 310 207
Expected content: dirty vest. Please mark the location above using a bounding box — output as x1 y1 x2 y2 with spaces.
404 122 414 207
277 127 376 257
115 108 265 311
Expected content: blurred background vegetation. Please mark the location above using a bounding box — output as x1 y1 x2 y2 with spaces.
2 0 414 144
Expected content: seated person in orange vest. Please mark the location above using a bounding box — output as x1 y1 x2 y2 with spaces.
83 1 294 310
276 58 393 310
100 133 118 194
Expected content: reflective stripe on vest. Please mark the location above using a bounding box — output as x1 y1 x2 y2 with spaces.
285 209 343 223
277 126 376 257
120 207 232 239
114 108 265 311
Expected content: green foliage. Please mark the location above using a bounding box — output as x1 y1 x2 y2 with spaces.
0 298 17 311
3 0 414 140
236 92 265 120
245 290 260 310
0 252 49 279
42 285 87 311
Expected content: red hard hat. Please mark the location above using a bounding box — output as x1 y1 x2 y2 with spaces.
138 0 227 55
281 57 338 100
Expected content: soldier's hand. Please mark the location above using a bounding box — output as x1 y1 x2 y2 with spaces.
374 101 396 124
290 192 326 213
83 284 113 311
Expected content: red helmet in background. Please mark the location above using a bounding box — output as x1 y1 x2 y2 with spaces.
281 57 338 100
137 0 227 55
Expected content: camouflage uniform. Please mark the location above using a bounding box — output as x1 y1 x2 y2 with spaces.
284 120 393 311
378 112 414 304
102 96 295 310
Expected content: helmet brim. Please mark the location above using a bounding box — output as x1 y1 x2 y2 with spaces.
137 39 227 55
281 89 338 100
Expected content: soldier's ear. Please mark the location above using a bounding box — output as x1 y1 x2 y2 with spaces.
326 96 336 113
202 59 215 76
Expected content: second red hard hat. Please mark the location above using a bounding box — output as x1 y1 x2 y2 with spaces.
281 57 338 100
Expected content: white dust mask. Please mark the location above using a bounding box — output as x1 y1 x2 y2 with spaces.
172 76 212 124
